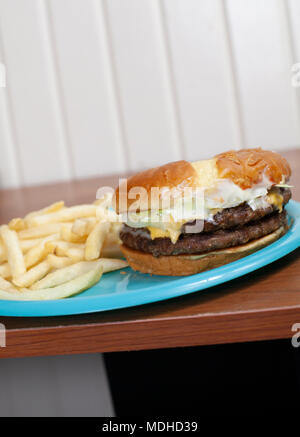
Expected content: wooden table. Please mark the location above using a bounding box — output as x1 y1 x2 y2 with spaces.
0 150 300 360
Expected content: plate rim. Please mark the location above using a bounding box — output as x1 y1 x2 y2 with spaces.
1 200 300 317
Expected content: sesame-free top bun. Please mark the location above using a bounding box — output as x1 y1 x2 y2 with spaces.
215 148 291 189
114 160 198 214
121 225 287 276
114 148 291 213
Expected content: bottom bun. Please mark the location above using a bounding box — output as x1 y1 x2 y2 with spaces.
121 225 287 276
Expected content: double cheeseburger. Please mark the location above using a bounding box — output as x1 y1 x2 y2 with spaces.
114 148 292 276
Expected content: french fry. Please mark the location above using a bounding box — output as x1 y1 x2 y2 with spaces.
24 201 65 223
71 218 97 237
44 240 59 253
18 223 64 240
0 243 7 263
60 223 86 243
20 237 48 253
13 260 51 288
64 247 85 262
28 205 97 227
31 258 127 290
0 194 125 301
0 263 11 279
97 258 128 272
47 241 85 262
8 217 26 231
0 238 46 262
0 265 102 300
47 254 73 269
104 224 121 246
0 276 18 292
24 245 48 269
50 241 84 251
31 261 100 289
0 225 26 279
24 235 57 269
85 221 110 261
71 219 86 237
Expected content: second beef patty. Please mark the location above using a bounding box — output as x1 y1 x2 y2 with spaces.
120 210 288 257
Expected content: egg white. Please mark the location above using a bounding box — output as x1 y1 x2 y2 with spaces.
124 176 274 231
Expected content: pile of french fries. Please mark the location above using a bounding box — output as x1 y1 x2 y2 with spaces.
0 194 128 300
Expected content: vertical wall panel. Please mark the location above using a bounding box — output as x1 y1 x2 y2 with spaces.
288 0 300 60
104 0 182 171
0 29 20 188
162 0 238 161
0 90 20 188
287 0 300 131
226 0 300 149
0 0 72 186
48 0 127 179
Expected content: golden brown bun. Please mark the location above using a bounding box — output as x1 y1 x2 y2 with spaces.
114 160 197 213
215 148 291 189
114 148 291 213
121 225 287 276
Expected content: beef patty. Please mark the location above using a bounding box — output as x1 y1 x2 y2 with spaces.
182 186 291 233
120 211 288 257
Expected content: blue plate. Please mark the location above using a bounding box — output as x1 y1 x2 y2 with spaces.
1 200 300 317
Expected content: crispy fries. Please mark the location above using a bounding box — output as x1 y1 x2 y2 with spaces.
8 217 26 231
60 223 86 243
0 263 11 279
0 265 103 301
47 254 73 269
0 276 18 292
85 221 110 261
28 205 97 227
96 258 128 273
71 218 97 237
31 259 128 290
0 225 26 279
30 261 101 290
24 201 65 223
0 197 127 300
49 241 85 262
13 260 51 288
18 223 64 239
24 235 57 269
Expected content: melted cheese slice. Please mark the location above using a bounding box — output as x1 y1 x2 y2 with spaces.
146 194 284 243
148 226 181 244
267 192 283 212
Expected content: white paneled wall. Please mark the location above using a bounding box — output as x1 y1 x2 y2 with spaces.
104 0 183 170
0 0 299 188
162 0 242 159
0 0 72 186
288 0 300 68
47 0 127 178
226 0 300 147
